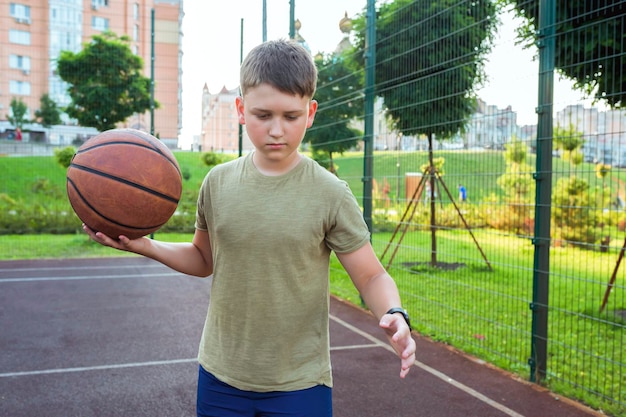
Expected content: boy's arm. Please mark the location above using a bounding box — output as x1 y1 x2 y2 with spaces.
336 242 416 378
83 225 213 277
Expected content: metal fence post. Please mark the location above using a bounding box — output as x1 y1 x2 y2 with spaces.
530 0 556 384
362 0 376 233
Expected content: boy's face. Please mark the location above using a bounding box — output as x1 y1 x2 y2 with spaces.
236 83 317 171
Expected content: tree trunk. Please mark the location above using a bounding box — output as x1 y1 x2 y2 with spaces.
428 133 437 267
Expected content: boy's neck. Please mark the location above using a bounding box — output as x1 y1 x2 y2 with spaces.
252 151 303 176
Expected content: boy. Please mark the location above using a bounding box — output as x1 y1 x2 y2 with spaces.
84 39 415 417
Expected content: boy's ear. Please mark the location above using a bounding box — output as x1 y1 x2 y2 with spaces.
306 100 318 128
235 96 245 124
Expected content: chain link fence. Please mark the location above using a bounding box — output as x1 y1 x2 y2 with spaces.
314 1 625 415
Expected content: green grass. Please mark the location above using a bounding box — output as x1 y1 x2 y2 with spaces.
2 149 624 210
0 232 193 260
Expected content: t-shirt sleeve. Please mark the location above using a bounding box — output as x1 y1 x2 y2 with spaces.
325 186 370 254
195 174 209 231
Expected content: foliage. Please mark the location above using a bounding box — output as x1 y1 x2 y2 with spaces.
498 139 534 200
7 97 29 129
595 162 611 179
200 152 227 168
34 94 62 128
310 148 332 171
57 31 156 131
552 176 598 245
2 150 624 246
181 167 191 181
419 157 445 175
352 0 498 139
54 146 77 169
495 138 535 233
553 124 584 165
507 0 625 108
503 135 528 164
305 52 363 174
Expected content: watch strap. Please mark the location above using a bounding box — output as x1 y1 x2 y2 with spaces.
386 307 411 330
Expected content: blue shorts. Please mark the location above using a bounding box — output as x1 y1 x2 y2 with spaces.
197 365 333 417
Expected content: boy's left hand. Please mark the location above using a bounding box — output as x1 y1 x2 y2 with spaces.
379 314 416 378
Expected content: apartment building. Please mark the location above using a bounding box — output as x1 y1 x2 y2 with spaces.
559 104 626 167
199 84 252 153
1 0 182 147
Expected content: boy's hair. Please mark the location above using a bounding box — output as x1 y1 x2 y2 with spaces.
240 39 317 98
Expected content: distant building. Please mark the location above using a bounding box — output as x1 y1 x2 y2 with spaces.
559 104 626 166
200 85 252 153
465 99 518 149
0 0 182 147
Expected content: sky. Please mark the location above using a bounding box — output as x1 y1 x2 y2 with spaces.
179 1 593 148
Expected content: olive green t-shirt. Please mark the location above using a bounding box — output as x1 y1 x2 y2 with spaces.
195 152 370 392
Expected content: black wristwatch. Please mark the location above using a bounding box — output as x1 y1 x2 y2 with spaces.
386 307 411 330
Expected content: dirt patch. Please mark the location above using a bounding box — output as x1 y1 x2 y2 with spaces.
402 261 466 271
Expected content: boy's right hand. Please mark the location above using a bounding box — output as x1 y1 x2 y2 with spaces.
82 223 147 253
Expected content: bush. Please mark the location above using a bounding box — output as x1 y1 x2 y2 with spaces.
54 146 76 168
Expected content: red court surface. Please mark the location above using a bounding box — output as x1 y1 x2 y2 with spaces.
0 257 604 417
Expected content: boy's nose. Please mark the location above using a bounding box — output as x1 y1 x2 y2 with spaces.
269 120 284 137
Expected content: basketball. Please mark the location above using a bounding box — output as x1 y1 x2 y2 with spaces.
66 128 182 240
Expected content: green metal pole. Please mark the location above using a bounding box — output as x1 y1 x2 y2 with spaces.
150 8 155 136
150 8 155 240
530 0 555 384
362 0 375 233
239 18 244 157
289 1 295 39
262 0 267 42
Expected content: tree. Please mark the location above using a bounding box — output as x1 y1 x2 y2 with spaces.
508 0 625 108
54 146 76 169
34 94 62 128
552 176 596 246
57 31 156 131
553 124 584 166
352 0 497 266
352 0 497 141
304 52 363 174
497 137 535 233
7 97 29 130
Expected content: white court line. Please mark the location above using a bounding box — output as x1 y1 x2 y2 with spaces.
0 272 183 283
329 314 526 417
331 343 380 351
0 358 197 378
0 263 165 273
0 346 380 378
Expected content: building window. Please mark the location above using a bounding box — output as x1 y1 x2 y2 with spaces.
10 3 31 24
9 55 31 72
91 0 109 10
9 29 31 45
133 24 139 41
9 80 31 95
133 3 139 20
92 16 109 31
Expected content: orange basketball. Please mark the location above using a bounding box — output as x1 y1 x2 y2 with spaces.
66 128 182 240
